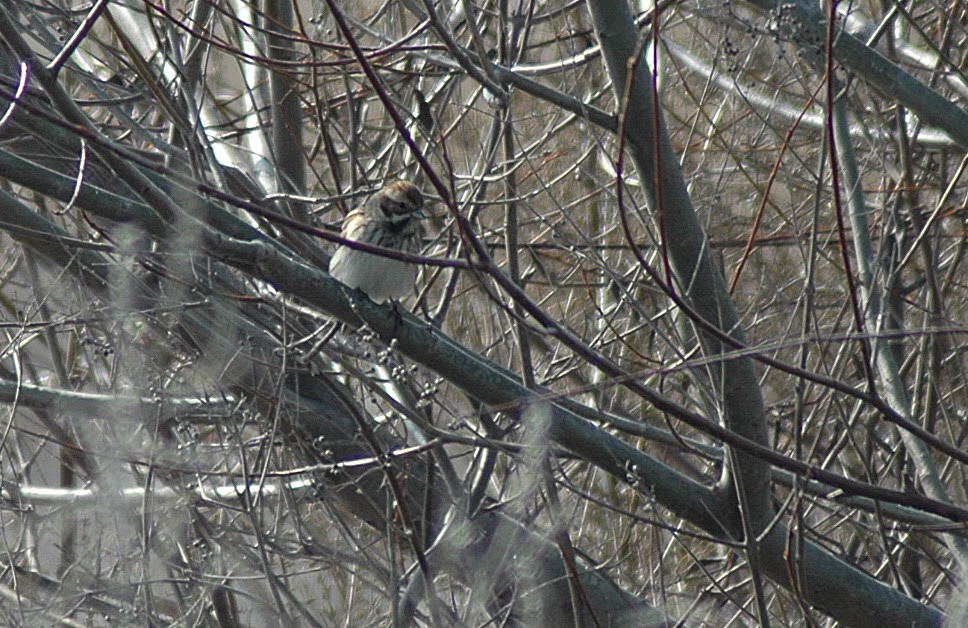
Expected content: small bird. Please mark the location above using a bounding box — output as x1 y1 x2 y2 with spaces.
329 181 426 303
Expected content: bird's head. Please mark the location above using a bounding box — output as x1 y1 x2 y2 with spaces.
378 181 425 223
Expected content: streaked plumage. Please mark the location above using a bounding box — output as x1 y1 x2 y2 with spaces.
329 181 426 303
